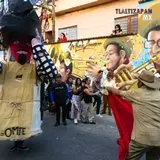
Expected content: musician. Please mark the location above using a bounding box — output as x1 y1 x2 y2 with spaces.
145 25 160 77
114 24 160 81
87 41 130 114
107 70 160 160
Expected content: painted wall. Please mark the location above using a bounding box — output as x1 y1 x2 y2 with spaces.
55 0 138 40
44 34 157 79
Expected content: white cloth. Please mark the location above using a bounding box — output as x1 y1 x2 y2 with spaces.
31 83 42 136
100 68 116 95
71 95 81 120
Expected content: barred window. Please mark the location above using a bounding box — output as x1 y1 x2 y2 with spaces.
114 15 138 34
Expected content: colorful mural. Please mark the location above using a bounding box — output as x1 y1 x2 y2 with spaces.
44 34 157 79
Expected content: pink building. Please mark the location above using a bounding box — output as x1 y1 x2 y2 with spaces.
42 0 152 41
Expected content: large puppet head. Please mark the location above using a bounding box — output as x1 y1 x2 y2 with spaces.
0 0 41 64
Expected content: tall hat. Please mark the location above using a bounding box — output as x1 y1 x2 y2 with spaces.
0 0 41 40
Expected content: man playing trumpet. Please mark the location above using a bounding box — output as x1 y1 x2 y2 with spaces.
107 70 160 160
114 24 160 90
87 40 131 114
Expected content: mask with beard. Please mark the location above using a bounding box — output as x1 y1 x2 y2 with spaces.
18 54 27 65
9 36 32 64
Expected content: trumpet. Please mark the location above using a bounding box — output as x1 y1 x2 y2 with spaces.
71 57 109 65
115 55 160 89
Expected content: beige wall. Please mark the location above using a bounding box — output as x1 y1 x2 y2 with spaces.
55 0 138 40
56 0 100 12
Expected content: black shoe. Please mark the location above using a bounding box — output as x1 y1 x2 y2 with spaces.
16 141 29 151
63 121 67 126
108 112 112 116
17 145 29 151
10 145 17 152
54 122 60 127
89 121 96 124
83 121 89 124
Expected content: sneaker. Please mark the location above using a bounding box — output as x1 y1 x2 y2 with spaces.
54 122 60 127
17 145 29 151
82 121 88 124
74 119 78 124
89 121 96 124
97 114 103 118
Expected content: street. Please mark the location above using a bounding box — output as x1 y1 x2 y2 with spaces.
0 112 119 160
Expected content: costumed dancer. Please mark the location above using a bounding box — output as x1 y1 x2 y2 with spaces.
0 0 58 151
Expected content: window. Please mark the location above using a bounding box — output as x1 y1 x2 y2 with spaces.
114 15 138 34
58 25 78 40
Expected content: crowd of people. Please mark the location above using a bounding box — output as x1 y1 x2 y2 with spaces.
44 72 112 126
1 1 160 160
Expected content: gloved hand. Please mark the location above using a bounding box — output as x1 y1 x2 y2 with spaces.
31 28 42 47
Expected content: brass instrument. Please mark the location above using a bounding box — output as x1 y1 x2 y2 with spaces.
115 55 160 89
71 57 108 65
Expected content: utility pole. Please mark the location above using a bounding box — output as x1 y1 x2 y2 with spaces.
51 0 55 42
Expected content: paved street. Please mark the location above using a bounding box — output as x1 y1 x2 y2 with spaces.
0 112 119 160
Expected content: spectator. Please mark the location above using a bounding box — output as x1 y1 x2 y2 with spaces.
66 77 73 119
92 70 103 117
58 33 67 42
112 24 123 35
71 78 82 124
81 77 99 124
50 74 69 126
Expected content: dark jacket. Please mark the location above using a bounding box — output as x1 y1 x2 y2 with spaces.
50 82 69 105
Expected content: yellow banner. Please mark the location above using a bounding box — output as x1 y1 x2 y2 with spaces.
0 62 36 140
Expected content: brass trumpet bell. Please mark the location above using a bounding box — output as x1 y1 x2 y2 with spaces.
115 55 160 89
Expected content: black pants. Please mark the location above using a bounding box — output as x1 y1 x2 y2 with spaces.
66 101 71 119
56 104 66 123
40 83 45 120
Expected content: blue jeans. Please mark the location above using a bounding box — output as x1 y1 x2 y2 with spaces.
93 96 101 114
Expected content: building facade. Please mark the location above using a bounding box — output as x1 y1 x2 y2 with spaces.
42 0 154 41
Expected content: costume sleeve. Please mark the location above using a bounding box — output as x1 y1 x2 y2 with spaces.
32 44 58 81
120 89 141 103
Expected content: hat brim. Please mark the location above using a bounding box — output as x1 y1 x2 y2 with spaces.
138 76 160 89
103 37 132 58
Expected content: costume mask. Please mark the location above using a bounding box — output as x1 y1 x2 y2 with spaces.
9 36 32 64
